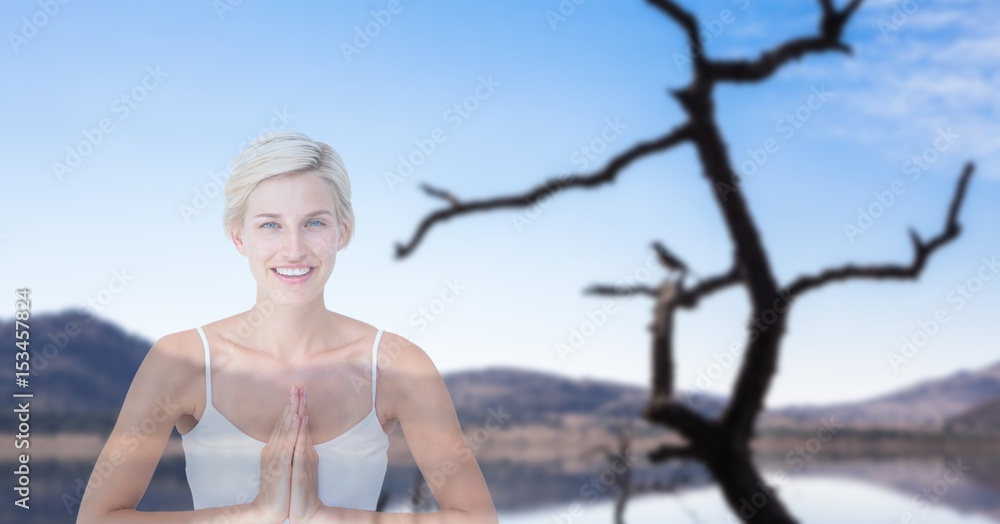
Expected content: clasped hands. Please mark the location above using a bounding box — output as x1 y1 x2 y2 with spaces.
251 386 324 524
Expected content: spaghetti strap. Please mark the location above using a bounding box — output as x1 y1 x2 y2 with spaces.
371 329 383 410
195 326 212 405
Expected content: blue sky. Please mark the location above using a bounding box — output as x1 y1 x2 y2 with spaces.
2 0 998 407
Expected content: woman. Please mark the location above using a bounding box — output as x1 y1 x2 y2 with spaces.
77 132 499 523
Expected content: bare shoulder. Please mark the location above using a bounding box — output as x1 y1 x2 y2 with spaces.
377 331 439 380
135 329 204 415
376 331 446 418
372 332 498 518
150 328 205 372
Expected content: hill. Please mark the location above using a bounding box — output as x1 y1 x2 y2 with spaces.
760 361 1000 430
5 309 999 434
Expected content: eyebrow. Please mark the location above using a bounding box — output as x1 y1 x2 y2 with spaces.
253 210 333 219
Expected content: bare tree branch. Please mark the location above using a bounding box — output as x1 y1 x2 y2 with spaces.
821 0 864 39
647 0 705 70
676 259 742 308
395 123 694 259
787 163 974 297
584 284 659 297
587 249 739 305
643 394 716 444
648 443 697 463
419 183 462 207
709 0 864 83
650 280 681 397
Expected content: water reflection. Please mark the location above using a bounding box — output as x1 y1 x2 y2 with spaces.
757 455 1000 522
16 453 1000 522
499 475 1000 524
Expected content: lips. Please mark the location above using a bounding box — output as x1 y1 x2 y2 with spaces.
271 267 314 283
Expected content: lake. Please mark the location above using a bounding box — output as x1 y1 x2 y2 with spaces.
13 454 1000 523
495 475 1000 523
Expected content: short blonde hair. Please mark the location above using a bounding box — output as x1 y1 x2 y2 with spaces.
223 131 355 249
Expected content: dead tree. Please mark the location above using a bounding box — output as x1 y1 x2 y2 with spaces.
582 418 636 524
394 1 976 521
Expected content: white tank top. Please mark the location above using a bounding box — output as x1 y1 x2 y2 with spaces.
181 326 389 520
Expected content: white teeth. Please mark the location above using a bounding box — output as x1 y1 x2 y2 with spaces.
275 267 311 277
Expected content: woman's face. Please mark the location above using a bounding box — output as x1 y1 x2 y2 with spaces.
231 170 346 305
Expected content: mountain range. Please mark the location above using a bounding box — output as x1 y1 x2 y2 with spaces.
4 309 999 434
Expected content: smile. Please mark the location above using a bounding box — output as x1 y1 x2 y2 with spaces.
271 267 315 283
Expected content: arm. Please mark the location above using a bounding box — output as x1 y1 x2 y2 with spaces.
304 333 499 523
76 333 274 524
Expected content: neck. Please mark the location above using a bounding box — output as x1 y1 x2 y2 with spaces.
241 289 333 363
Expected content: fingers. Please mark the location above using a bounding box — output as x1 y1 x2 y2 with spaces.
291 389 311 464
292 414 314 486
256 386 306 521
289 412 321 524
296 387 308 419
294 388 308 450
295 414 310 450
283 388 302 456
269 386 298 444
263 386 306 455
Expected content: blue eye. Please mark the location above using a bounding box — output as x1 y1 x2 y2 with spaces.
261 222 278 229
307 219 325 227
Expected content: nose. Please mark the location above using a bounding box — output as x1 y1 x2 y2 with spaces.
282 228 308 259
